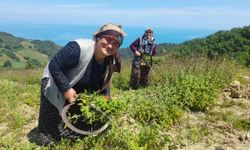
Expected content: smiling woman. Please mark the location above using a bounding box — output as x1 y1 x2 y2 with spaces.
93 25 126 63
37 23 126 146
95 36 120 60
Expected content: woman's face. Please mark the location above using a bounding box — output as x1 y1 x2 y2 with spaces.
95 36 120 59
145 32 153 39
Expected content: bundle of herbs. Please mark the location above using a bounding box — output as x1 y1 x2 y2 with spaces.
65 92 125 132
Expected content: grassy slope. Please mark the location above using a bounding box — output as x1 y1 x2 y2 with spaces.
0 32 59 68
0 45 49 68
17 50 48 64
0 56 249 150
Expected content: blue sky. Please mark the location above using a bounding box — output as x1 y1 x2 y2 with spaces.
1 0 250 47
1 0 250 30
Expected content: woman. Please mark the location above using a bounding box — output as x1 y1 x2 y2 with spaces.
129 28 157 89
37 23 126 145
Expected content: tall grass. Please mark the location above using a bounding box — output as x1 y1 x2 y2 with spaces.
89 55 236 149
0 55 237 149
0 68 43 84
150 55 236 111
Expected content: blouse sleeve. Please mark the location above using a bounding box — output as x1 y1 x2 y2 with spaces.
48 41 80 92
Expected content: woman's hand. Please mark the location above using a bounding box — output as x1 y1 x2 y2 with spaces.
63 88 78 103
135 50 141 57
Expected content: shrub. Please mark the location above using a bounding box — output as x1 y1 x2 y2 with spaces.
2 60 12 68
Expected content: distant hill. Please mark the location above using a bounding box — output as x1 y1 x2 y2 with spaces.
0 32 61 68
2 24 250 68
158 25 250 67
118 47 133 59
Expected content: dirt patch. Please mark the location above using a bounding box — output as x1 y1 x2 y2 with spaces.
224 80 250 100
176 81 250 150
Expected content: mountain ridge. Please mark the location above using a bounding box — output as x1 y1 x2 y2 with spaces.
1 24 250 68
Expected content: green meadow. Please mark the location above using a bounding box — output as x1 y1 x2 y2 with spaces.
0 55 249 150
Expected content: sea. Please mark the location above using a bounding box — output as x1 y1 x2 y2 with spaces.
0 23 217 48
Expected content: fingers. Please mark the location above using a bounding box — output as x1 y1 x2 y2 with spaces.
64 88 78 103
75 94 79 99
69 94 77 103
135 50 141 57
68 98 76 104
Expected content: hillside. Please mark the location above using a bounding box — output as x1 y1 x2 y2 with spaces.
0 25 250 149
158 25 250 67
0 56 249 149
0 32 61 68
1 25 250 69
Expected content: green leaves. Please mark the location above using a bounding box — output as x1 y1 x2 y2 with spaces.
0 54 239 149
69 92 126 125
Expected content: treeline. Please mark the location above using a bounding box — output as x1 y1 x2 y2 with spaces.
31 40 60 58
158 25 250 67
118 47 133 58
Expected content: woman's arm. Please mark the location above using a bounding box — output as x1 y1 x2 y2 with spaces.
48 41 80 93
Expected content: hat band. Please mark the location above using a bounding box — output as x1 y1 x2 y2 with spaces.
96 30 123 45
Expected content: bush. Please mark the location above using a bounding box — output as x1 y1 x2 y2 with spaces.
2 60 12 68
25 57 42 69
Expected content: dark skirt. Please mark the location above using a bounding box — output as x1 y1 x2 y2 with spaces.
37 78 81 145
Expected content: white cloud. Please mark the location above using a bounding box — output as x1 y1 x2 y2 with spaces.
0 4 250 29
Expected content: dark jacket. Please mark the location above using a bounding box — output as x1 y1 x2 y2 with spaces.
130 36 157 56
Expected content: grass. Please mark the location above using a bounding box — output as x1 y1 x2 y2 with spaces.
0 53 9 66
205 111 236 124
11 60 27 68
0 79 40 149
18 49 48 65
234 67 250 85
220 99 248 109
0 68 42 85
233 118 250 131
0 55 249 149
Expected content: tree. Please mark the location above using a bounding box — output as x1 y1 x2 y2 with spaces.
2 60 12 68
25 57 41 69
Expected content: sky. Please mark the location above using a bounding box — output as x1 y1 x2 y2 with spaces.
0 0 250 47
1 0 250 29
